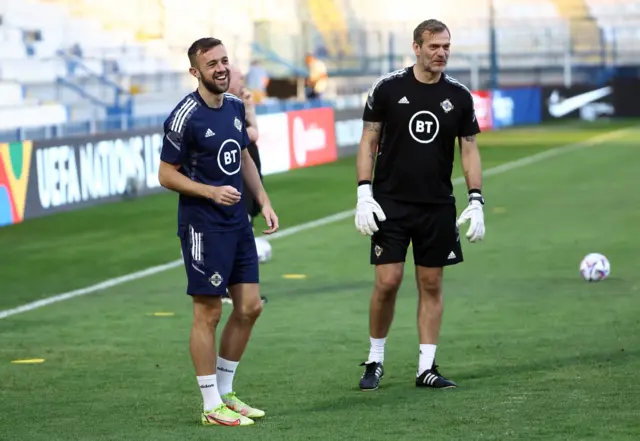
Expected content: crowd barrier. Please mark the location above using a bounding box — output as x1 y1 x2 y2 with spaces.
2 77 639 228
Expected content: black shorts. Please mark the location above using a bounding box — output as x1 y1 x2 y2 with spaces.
370 199 463 267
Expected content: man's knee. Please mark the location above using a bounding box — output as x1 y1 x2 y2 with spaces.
230 285 263 323
235 297 263 323
375 264 404 297
416 267 443 297
193 296 223 328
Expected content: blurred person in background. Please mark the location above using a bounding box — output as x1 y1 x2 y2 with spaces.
304 52 328 100
222 64 271 306
244 59 270 104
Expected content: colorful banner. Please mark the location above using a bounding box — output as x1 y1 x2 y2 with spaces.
0 129 168 228
0 141 33 227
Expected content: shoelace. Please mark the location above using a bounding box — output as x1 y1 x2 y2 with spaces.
430 364 450 380
364 363 380 377
225 392 249 407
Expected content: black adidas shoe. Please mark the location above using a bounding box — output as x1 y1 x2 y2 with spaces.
416 363 457 389
359 361 384 391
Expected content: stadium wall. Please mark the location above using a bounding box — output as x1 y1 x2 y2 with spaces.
1 77 638 229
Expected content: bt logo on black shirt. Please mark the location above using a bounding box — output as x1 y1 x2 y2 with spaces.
408 111 440 144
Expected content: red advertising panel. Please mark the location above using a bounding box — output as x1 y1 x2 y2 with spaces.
471 90 493 131
287 108 337 170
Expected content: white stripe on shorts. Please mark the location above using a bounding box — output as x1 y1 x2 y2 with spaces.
190 225 203 263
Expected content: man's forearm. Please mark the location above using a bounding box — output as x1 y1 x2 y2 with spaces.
242 153 269 207
247 126 259 143
357 122 381 183
245 103 259 142
159 165 209 198
245 105 258 129
460 136 483 191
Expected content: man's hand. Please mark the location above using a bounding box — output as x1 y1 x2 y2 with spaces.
261 203 279 235
456 192 485 243
355 184 386 236
240 87 253 106
206 185 241 206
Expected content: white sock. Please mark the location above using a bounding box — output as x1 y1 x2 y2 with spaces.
418 344 437 376
197 374 223 411
216 357 239 397
367 337 386 363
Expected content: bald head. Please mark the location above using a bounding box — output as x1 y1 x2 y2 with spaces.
227 64 244 97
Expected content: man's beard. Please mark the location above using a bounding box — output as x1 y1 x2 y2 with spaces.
426 57 447 72
201 73 229 94
419 61 445 74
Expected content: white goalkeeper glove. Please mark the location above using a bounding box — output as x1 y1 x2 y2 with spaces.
355 183 386 236
456 191 485 243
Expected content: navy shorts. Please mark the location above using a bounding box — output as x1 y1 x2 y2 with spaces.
179 223 259 296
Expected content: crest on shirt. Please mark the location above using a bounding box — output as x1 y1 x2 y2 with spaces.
210 272 223 287
234 117 242 132
440 99 454 113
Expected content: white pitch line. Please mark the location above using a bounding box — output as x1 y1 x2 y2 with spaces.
0 126 633 320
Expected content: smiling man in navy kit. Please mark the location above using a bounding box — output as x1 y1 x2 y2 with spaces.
158 37 279 427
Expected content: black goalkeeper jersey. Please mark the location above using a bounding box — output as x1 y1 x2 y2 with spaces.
362 66 481 205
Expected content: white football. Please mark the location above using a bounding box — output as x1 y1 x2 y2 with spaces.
255 237 273 263
579 253 610 282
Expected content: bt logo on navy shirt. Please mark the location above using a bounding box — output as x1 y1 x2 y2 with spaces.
218 139 242 176
160 90 250 232
218 140 242 176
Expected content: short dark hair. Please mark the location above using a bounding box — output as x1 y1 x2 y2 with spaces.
188 37 223 66
413 19 450 46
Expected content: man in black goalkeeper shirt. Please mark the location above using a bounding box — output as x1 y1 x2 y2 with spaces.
354 19 486 391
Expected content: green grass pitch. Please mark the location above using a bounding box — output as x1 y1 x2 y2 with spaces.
1 120 639 440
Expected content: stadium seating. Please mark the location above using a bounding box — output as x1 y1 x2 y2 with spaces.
1 0 639 139
307 0 639 66
0 82 67 131
335 0 571 72
305 0 353 58
585 0 640 64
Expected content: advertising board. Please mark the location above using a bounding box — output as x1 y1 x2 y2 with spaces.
541 85 614 122
492 87 542 129
0 107 342 228
1 129 166 227
334 108 362 158
287 108 337 170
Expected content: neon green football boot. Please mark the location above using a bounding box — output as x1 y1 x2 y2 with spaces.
221 392 266 419
201 403 254 426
